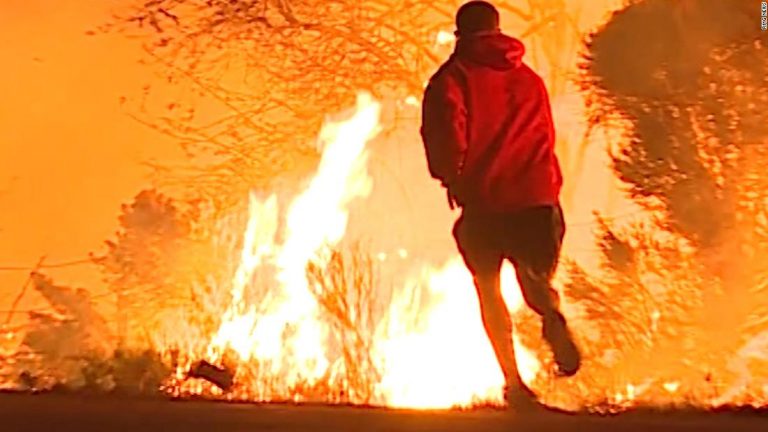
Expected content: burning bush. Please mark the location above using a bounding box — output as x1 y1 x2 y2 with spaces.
557 0 768 409
94 189 229 350
1 273 169 395
306 246 384 404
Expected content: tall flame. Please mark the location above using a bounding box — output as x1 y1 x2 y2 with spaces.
204 93 381 392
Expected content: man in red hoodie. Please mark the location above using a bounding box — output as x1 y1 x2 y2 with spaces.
420 1 581 409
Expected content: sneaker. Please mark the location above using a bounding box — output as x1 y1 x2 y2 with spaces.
543 312 581 377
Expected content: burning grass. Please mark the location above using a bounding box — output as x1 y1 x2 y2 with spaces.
306 247 383 404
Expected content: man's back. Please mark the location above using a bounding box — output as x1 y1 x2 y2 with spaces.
421 32 562 213
420 2 581 410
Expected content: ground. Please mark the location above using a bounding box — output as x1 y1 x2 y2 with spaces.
1 393 766 432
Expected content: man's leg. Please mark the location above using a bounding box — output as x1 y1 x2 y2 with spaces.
472 257 518 384
508 205 581 376
453 213 532 401
516 266 581 376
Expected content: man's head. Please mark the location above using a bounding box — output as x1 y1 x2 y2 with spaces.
455 1 500 37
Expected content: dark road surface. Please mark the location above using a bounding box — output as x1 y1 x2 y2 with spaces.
0 393 765 432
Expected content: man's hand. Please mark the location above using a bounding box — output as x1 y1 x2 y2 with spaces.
446 188 457 210
443 181 459 210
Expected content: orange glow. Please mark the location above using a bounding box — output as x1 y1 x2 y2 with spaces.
435 30 456 47
2 0 767 413
374 260 539 408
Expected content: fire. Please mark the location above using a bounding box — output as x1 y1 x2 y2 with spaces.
663 381 680 393
375 259 540 409
164 92 541 408
206 194 278 362
4 0 768 413
200 93 381 393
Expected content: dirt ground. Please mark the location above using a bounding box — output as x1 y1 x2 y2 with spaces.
0 393 765 432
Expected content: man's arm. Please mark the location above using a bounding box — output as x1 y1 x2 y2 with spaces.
420 70 468 190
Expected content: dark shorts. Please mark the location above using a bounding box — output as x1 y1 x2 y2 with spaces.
452 204 565 313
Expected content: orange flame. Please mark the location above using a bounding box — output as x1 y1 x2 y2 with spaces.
200 92 382 395
375 260 539 409
168 93 540 408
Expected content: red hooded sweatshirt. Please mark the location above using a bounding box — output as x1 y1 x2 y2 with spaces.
420 31 562 213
